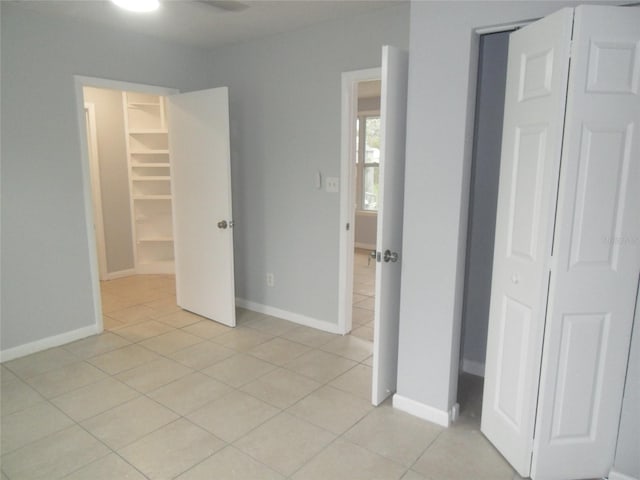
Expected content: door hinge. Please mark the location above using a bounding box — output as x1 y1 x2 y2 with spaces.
346 222 350 231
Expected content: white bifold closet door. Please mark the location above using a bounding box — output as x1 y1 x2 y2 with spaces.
482 5 640 480
167 87 236 328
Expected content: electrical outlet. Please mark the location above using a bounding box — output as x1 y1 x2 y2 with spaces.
266 273 275 287
325 177 339 193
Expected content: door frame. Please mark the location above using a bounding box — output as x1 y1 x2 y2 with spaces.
84 102 108 281
74 75 178 331
338 67 382 335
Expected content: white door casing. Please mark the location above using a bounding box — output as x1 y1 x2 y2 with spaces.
480 8 574 477
372 46 409 406
167 87 236 327
531 6 640 479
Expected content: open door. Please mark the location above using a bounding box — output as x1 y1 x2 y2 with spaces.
167 87 236 327
480 9 573 477
371 46 409 406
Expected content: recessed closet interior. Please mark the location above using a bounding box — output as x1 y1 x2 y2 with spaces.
458 31 510 412
83 86 175 281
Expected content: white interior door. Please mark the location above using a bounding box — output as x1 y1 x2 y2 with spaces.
480 9 573 477
372 46 409 406
531 6 640 479
167 87 236 327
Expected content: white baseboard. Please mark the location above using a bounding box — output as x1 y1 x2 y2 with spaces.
236 298 342 334
609 470 639 480
104 268 136 281
392 393 459 427
355 242 376 251
0 324 102 362
462 358 485 377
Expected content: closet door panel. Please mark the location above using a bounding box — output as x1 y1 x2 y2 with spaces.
532 6 640 479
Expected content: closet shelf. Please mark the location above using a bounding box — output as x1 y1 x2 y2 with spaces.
132 176 171 181
130 149 170 155
137 237 174 243
133 195 172 200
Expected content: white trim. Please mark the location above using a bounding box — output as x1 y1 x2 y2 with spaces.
236 298 342 335
355 242 377 251
392 393 459 427
462 358 485 377
84 103 109 281
608 470 639 480
74 75 179 334
339 67 382 336
0 324 101 362
104 268 136 280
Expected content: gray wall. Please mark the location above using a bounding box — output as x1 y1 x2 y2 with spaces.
460 32 509 373
83 87 135 274
204 4 410 322
0 3 213 351
613 298 640 479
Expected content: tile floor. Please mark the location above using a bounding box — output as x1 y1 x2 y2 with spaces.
351 248 376 342
0 274 522 479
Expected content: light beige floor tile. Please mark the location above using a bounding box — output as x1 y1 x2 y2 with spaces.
351 325 374 342
1 401 74 454
291 438 405 480
362 355 374 367
234 412 335 476
211 328 273 352
244 316 297 336
0 378 44 416
1 365 17 385
139 330 203 355
4 347 78 379
288 385 372 435
181 320 232 339
176 445 285 480
240 368 321 409
114 320 175 342
155 310 203 328
1 425 110 480
354 283 375 296
108 304 157 325
352 293 368 304
145 295 181 317
344 404 443 466
63 453 147 480
63 332 131 359
51 377 140 422
168 341 235 370
284 349 357 383
201 353 277 387
118 418 224 480
103 315 126 330
115 357 193 393
25 361 107 398
81 396 179 450
248 337 310 366
329 364 372 401
412 425 516 480
354 296 375 311
352 307 374 325
101 295 138 314
118 288 168 305
149 372 232 415
280 325 337 348
88 344 159 375
321 335 373 362
186 390 279 442
401 471 428 480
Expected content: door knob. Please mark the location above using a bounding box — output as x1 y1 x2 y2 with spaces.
383 249 399 263
217 220 228 229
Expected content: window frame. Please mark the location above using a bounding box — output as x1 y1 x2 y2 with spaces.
355 111 381 213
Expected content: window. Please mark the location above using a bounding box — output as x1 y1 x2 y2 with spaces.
355 115 381 211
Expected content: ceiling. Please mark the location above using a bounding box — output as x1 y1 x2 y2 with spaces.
9 0 405 49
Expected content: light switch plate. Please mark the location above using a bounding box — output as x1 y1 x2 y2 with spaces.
325 177 339 193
